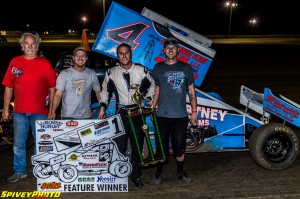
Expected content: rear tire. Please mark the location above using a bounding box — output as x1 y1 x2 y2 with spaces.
249 123 299 170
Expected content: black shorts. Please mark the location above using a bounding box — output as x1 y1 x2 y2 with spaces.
156 116 189 158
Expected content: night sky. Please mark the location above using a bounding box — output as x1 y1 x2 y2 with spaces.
0 0 299 35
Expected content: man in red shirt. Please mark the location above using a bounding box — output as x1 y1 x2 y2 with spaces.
2 32 56 183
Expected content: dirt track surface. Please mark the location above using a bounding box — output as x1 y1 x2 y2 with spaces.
1 147 300 199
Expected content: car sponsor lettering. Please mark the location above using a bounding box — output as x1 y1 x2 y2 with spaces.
40 134 51 140
97 176 117 183
39 146 53 152
94 121 109 129
66 121 79 127
79 162 108 169
78 177 96 182
40 182 61 190
37 121 63 129
80 128 92 137
38 141 53 145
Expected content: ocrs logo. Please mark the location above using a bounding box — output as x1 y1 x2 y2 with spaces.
78 177 95 182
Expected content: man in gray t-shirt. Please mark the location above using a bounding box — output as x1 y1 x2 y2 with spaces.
151 37 197 184
50 47 101 119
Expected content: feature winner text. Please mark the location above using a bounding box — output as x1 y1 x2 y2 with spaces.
64 184 128 192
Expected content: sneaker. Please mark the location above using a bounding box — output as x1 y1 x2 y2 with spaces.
131 178 144 187
7 172 27 183
177 171 191 182
154 173 162 184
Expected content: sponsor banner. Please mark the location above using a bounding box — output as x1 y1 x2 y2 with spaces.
92 2 214 87
32 115 131 192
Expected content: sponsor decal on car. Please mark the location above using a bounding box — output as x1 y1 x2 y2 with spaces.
39 146 53 152
38 141 53 145
40 134 51 140
66 121 79 127
37 121 63 129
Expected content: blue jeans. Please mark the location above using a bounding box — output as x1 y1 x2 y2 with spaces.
13 113 47 173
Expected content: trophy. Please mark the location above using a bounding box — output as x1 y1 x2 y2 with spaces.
126 84 166 167
131 84 143 114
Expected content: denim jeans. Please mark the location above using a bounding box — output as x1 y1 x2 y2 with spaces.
13 113 47 173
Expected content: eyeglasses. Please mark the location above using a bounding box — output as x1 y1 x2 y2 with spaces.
74 54 87 59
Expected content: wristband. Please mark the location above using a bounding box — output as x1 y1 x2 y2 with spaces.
192 110 197 113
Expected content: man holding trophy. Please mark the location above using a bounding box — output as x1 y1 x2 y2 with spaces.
99 43 155 187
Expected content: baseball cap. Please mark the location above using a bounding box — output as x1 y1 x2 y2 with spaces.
164 37 179 47
73 46 87 56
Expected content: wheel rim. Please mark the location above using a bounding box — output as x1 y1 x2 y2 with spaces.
63 167 76 179
264 132 292 162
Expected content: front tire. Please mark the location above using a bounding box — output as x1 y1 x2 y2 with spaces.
33 163 52 179
249 123 299 170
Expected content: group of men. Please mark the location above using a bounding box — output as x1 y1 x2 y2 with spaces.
1 32 198 188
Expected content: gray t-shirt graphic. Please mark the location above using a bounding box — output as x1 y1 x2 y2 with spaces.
152 61 194 118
